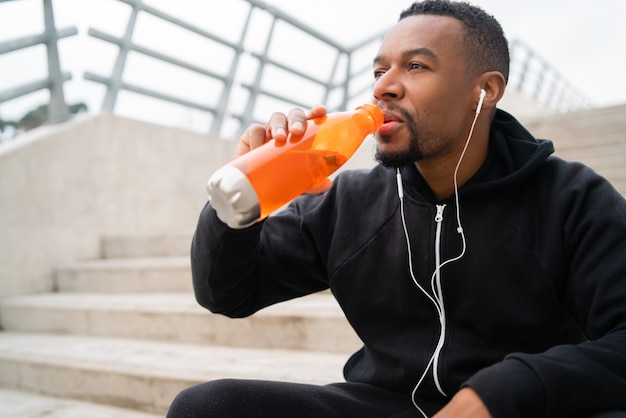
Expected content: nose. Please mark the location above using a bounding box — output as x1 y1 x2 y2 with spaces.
372 69 403 102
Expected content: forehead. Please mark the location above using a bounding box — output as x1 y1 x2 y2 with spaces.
376 14 465 62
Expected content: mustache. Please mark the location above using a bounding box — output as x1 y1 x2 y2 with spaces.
377 103 415 122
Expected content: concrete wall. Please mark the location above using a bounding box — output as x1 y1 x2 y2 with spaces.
0 113 236 317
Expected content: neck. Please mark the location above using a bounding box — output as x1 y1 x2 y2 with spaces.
416 123 490 201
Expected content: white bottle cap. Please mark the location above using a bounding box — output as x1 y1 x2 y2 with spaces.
206 165 261 229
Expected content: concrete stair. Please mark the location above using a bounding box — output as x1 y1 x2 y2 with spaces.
0 387 163 418
524 103 626 196
0 234 361 416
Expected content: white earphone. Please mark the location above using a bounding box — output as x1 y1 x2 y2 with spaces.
476 89 487 114
476 88 486 115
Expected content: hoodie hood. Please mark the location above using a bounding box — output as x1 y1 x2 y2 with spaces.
462 109 554 197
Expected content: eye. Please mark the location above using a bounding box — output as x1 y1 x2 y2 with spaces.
409 62 426 70
373 69 386 79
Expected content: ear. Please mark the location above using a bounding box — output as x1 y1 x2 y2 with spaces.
475 71 506 112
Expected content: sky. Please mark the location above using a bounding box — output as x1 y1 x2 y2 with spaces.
1 0 625 138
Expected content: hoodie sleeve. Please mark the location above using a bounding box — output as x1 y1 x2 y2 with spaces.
190 198 330 318
465 162 626 418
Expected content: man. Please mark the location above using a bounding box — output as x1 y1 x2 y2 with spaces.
167 1 626 417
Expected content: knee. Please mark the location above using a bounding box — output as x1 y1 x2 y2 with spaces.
166 384 200 418
167 379 241 418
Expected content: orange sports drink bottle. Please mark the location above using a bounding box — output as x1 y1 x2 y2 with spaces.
207 104 383 228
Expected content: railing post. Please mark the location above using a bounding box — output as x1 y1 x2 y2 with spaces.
241 15 278 132
533 62 546 102
340 53 352 111
321 50 342 106
43 0 69 122
102 0 142 110
209 5 254 136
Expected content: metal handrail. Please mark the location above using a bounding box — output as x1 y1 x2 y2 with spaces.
82 0 385 138
1 0 592 140
509 39 591 112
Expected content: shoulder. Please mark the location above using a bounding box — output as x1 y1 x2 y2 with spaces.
288 165 399 224
540 156 620 196
532 156 626 222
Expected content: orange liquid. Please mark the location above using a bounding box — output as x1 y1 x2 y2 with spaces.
229 106 382 220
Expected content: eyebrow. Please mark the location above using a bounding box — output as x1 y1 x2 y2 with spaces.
373 47 438 66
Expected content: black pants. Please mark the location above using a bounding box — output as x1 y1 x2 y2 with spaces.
166 379 437 418
167 378 626 418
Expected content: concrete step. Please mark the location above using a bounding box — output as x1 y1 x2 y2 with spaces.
0 292 362 353
0 332 349 415
54 257 192 293
553 132 626 152
0 387 161 418
101 232 193 259
532 121 626 142
526 106 626 186
526 104 626 138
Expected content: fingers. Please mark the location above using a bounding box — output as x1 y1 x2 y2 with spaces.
235 123 267 158
268 108 306 142
285 108 307 138
235 105 328 159
266 111 290 142
307 104 327 120
268 105 327 141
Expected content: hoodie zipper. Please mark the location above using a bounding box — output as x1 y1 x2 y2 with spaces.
432 204 448 397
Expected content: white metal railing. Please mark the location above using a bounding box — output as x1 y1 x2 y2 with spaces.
0 0 592 140
509 39 591 112
82 0 385 137
0 0 77 125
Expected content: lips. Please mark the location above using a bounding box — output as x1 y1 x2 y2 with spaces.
378 110 404 134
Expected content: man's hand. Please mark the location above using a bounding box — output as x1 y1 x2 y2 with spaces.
234 105 327 158
433 388 492 418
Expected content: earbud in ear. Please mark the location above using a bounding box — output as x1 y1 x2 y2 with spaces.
476 89 487 115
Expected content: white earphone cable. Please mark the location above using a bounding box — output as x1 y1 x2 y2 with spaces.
404 91 485 417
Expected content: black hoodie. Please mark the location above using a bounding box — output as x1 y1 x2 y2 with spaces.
191 109 626 417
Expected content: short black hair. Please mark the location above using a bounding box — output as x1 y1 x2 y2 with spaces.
400 0 510 83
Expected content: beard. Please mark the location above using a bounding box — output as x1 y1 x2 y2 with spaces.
374 106 425 168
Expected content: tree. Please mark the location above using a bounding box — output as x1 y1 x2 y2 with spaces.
0 102 88 137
